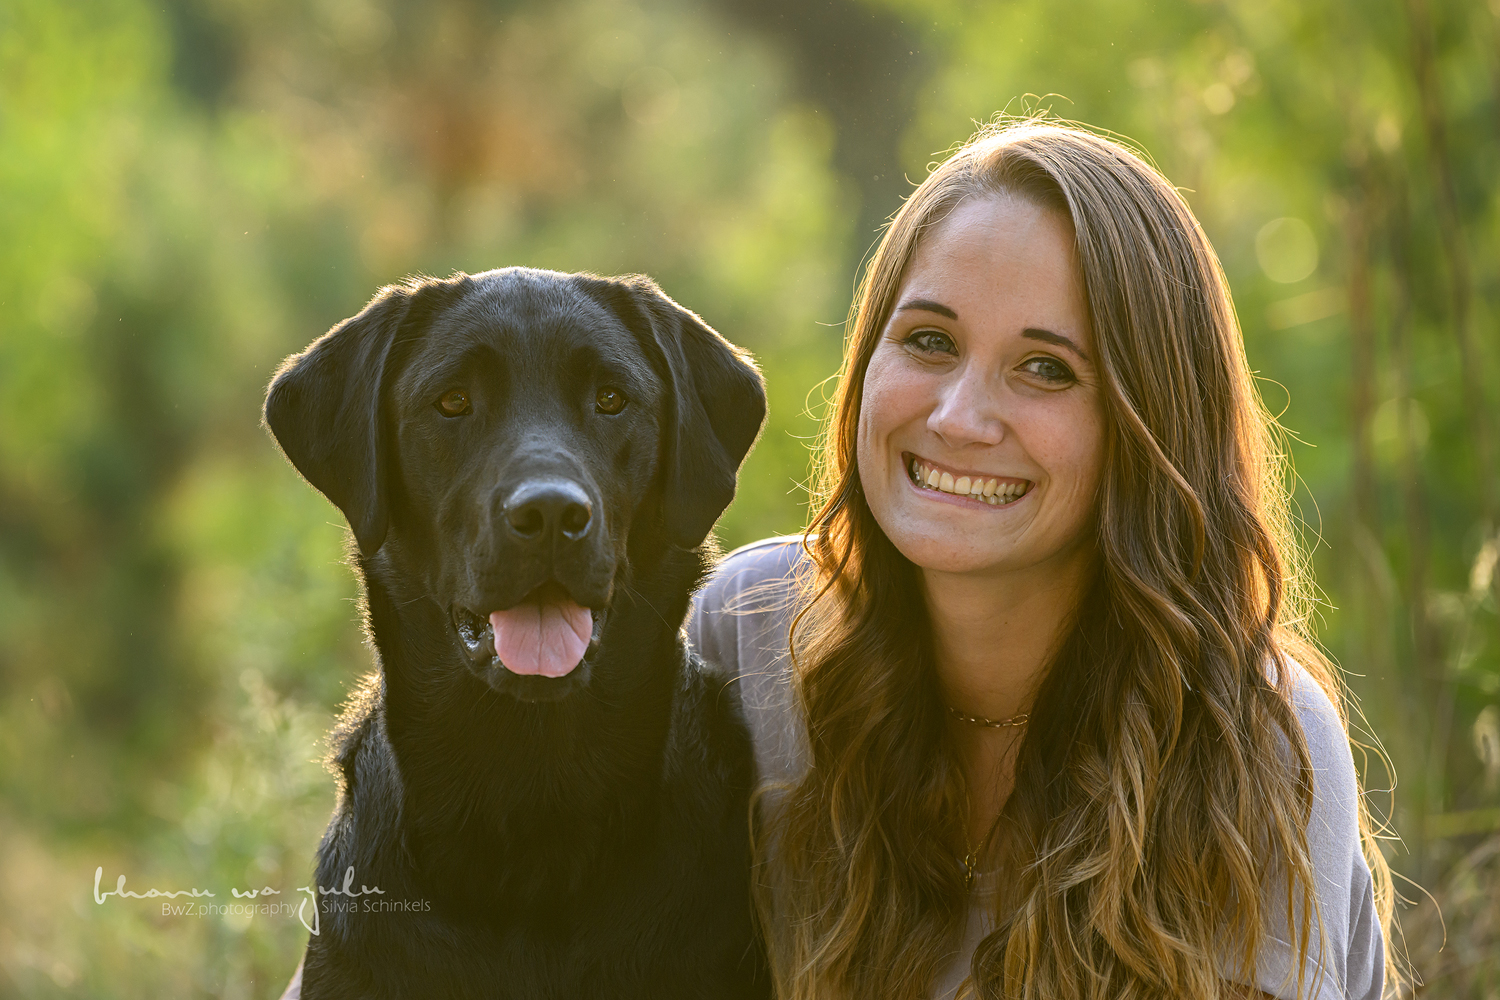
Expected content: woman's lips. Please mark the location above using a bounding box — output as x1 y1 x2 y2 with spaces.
905 453 1032 506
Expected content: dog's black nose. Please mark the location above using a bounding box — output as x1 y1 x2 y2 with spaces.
503 479 594 543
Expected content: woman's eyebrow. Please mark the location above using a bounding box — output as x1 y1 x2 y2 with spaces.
1023 327 1090 362
895 298 958 319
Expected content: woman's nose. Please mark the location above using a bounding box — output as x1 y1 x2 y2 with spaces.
927 367 1007 447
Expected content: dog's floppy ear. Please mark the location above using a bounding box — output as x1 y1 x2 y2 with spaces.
264 277 459 556
600 276 767 548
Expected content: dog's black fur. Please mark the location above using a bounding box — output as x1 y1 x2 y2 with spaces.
264 268 770 999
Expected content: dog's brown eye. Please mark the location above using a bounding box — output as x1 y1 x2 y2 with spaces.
436 389 471 417
595 387 627 415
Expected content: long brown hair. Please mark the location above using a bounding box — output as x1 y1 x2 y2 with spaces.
759 120 1396 999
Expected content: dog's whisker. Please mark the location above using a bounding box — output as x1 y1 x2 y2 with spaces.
621 583 673 630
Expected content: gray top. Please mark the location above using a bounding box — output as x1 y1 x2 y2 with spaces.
689 536 1385 1000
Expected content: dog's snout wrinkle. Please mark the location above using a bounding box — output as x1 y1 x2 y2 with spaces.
504 478 594 544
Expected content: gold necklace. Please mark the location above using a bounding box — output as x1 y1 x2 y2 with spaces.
948 707 1028 888
958 801 1005 891
945 706 1030 729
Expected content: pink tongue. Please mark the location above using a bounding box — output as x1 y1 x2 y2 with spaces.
489 600 593 678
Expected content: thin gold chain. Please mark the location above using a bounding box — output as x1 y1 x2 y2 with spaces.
945 706 1030 729
949 708 1028 887
958 804 1006 891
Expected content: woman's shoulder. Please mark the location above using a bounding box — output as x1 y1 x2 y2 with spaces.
1254 655 1384 1000
699 535 807 605
689 534 807 661
688 535 810 785
1278 658 1363 853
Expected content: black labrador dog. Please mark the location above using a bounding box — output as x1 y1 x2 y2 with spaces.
264 268 769 999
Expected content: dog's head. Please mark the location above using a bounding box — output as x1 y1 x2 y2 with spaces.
264 268 766 700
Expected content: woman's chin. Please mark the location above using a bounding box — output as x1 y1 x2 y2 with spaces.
886 529 1017 577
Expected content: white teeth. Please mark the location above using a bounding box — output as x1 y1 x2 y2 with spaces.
910 458 1028 504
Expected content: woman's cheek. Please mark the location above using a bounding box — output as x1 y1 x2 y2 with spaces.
857 353 904 450
1053 401 1106 509
855 366 890 495
1025 400 1102 496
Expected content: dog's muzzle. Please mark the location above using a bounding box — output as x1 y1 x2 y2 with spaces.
452 582 608 680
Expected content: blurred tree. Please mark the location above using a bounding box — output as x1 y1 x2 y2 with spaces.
709 0 927 248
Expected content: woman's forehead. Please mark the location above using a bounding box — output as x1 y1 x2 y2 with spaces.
909 195 1076 274
895 197 1092 351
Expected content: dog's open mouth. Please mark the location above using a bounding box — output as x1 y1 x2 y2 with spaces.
453 582 602 679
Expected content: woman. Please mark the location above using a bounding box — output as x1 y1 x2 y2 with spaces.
689 121 1395 1000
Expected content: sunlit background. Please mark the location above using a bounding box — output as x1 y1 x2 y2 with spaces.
1 0 1497 994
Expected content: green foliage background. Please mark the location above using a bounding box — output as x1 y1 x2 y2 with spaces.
0 0 1495 994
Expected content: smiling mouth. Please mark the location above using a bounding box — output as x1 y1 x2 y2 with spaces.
906 455 1032 506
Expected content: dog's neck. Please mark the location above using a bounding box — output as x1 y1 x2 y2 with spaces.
352 533 711 907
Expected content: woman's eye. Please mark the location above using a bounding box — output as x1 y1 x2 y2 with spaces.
1020 356 1075 384
595 386 628 415
435 389 472 417
902 330 956 355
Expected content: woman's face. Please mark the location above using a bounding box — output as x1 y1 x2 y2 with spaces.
856 194 1106 581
